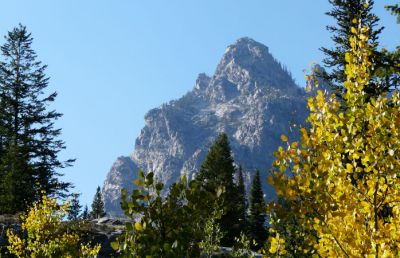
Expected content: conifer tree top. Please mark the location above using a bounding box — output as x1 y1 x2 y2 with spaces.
0 24 73 213
197 133 235 183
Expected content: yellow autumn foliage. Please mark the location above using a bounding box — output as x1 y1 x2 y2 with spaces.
268 23 400 257
6 195 100 258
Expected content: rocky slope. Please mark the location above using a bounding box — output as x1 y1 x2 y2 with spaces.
102 37 309 217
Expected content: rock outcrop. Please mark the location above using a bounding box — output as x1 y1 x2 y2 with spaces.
102 157 139 216
102 37 309 217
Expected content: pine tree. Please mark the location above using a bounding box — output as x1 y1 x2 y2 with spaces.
67 193 82 221
320 0 399 100
81 205 90 220
196 133 240 246
91 186 105 219
237 166 247 234
248 169 267 250
0 25 73 213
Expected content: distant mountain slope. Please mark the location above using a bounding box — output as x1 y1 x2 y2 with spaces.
102 37 308 217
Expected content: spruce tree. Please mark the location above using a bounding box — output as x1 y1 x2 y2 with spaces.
91 186 105 219
320 0 399 99
196 133 240 246
0 25 73 213
248 170 267 250
383 4 400 87
237 166 247 234
67 193 82 221
81 205 90 220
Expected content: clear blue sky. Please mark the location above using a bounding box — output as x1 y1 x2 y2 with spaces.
1 1 399 207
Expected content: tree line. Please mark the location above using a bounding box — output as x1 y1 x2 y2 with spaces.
111 133 268 257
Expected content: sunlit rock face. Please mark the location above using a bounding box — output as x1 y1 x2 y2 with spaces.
102 37 308 217
102 157 139 217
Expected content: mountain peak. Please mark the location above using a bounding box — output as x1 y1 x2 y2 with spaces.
220 37 270 67
214 37 296 93
102 37 306 216
230 37 269 53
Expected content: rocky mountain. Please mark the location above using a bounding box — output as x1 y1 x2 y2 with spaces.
102 37 309 217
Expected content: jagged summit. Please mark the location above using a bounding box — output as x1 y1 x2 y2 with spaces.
212 37 298 96
102 38 309 217
189 39 300 107
193 37 297 99
219 37 270 68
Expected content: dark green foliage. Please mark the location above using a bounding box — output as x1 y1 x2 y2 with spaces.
320 0 381 87
91 186 105 219
81 205 91 220
113 170 218 258
386 4 400 23
320 0 399 99
237 166 247 234
67 193 82 221
0 142 32 213
248 170 267 250
267 197 316 257
0 25 73 214
381 4 400 90
196 133 241 246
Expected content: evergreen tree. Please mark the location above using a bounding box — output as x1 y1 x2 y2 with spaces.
91 186 105 219
67 193 82 221
196 133 241 246
237 165 247 234
81 205 90 220
320 0 381 87
248 170 267 250
382 4 400 88
0 25 73 213
320 0 399 99
386 4 400 23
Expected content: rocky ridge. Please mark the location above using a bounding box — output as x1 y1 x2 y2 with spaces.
102 37 309 217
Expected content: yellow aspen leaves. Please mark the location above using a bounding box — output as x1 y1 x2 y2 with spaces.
6 195 100 258
268 23 400 257
134 222 143 231
268 233 287 255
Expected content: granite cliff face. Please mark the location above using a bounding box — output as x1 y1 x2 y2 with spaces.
102 157 139 216
102 37 309 217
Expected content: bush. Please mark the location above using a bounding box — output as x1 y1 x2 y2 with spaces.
6 195 100 257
